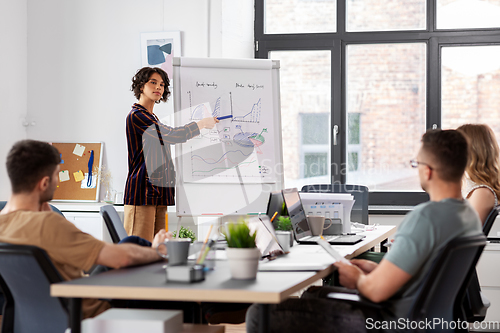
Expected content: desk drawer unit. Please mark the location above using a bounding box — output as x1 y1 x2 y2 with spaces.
64 212 105 241
476 242 500 323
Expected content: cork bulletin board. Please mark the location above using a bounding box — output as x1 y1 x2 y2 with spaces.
51 142 103 202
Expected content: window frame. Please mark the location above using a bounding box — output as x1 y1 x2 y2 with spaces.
255 0 500 206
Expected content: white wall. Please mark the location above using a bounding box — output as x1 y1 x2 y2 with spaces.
14 0 254 202
0 0 28 200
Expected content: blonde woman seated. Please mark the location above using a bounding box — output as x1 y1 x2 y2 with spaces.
457 124 500 224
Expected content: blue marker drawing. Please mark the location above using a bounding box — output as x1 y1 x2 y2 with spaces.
217 115 233 120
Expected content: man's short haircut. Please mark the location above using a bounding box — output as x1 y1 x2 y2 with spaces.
421 129 468 182
6 140 61 193
131 67 171 103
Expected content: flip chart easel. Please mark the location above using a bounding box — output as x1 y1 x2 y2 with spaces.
172 57 283 217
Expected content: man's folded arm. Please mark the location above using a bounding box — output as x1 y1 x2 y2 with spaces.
95 243 161 269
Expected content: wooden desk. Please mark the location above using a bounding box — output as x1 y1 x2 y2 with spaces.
258 225 396 271
51 225 396 333
182 324 225 333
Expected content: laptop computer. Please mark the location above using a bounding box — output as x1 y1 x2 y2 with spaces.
281 188 365 245
247 215 283 258
265 191 285 229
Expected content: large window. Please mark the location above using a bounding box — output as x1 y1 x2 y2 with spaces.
269 50 331 190
256 0 500 205
346 43 426 191
441 45 500 135
265 0 337 34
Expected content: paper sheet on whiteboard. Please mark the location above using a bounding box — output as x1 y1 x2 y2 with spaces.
179 65 277 184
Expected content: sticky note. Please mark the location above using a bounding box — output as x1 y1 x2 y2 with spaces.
73 144 85 157
59 170 70 182
73 170 84 182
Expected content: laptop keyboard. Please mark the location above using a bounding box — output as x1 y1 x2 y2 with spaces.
306 235 338 242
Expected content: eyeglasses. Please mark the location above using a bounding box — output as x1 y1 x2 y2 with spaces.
410 159 433 170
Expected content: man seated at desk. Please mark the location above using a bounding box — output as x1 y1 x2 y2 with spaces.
246 129 483 333
0 140 176 319
0 139 248 324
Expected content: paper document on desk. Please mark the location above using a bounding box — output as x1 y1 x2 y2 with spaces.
258 244 350 272
316 238 351 265
258 260 332 271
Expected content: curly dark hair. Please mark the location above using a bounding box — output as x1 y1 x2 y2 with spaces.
131 67 170 103
6 140 61 193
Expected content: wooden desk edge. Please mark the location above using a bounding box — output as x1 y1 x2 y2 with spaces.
346 226 396 259
182 324 225 333
51 226 394 304
51 266 335 304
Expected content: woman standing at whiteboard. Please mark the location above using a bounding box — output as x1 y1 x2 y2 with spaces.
124 67 218 242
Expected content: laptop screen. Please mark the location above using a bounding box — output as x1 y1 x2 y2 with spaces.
247 215 283 257
282 188 312 240
266 191 284 228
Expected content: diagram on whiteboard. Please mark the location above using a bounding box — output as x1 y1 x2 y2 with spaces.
179 66 276 184
233 98 261 123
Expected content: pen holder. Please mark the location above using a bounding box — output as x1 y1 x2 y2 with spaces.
202 247 216 270
165 264 205 283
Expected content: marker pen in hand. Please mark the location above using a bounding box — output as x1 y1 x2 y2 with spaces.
217 115 233 120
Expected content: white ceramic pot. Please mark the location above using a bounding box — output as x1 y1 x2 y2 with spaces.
275 231 292 253
226 247 261 280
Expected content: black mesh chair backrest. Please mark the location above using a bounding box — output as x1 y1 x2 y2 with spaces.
482 205 500 237
0 243 68 333
462 206 499 322
409 234 487 331
301 184 369 225
100 205 128 243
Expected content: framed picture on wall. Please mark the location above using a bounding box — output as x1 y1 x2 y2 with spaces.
140 31 181 119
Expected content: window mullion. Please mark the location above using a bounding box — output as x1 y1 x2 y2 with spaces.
428 37 441 129
332 38 344 183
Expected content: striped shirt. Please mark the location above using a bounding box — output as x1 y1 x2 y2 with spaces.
124 103 200 206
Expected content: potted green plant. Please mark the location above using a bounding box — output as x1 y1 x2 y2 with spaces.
172 226 196 243
275 216 293 251
222 220 260 280
276 216 292 232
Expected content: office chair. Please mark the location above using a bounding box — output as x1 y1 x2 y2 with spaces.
301 184 369 225
0 243 69 333
462 206 499 323
482 205 500 237
0 201 65 317
327 234 487 333
0 201 64 216
100 205 128 243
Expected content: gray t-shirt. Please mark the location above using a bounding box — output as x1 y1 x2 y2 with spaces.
382 198 482 323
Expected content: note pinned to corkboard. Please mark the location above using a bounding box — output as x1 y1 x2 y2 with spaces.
51 142 103 202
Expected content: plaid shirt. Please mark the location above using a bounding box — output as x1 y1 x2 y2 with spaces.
124 103 200 206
